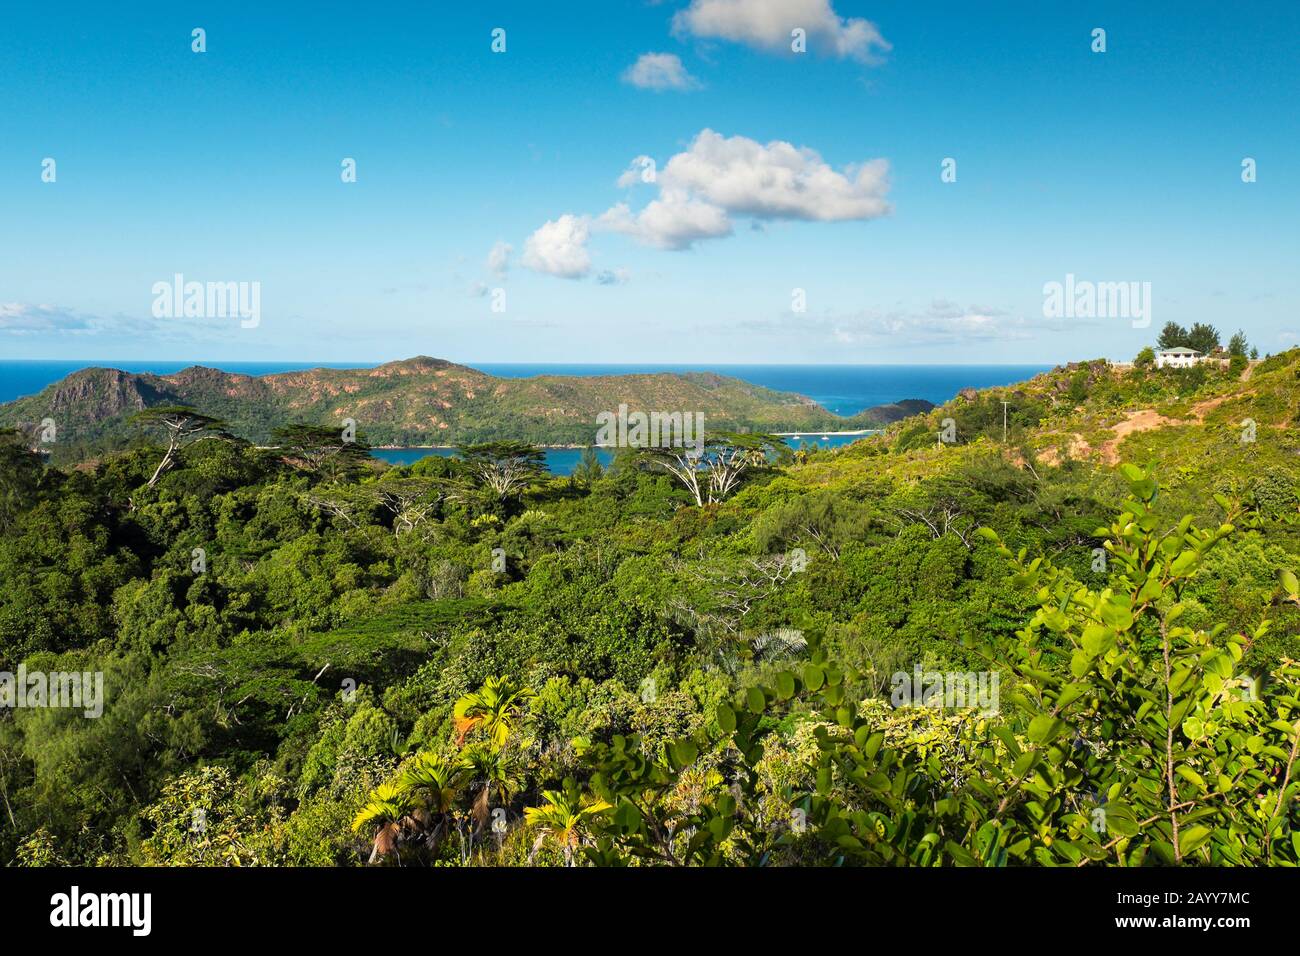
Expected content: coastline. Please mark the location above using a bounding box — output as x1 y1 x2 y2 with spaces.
772 429 879 437
372 429 883 452
373 443 591 451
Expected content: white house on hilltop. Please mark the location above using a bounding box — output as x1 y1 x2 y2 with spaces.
1155 347 1203 369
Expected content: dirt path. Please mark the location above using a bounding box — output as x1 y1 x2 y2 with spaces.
1095 393 1244 464
1033 377 1258 469
1098 409 1177 464
1189 394 1230 419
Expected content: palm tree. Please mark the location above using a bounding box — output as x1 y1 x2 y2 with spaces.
394 752 463 852
351 782 414 864
458 742 524 829
453 676 535 747
524 786 612 866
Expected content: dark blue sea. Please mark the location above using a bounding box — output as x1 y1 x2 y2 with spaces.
0 360 1050 474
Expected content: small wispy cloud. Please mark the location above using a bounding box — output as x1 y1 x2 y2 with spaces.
0 301 265 342
727 301 1075 348
622 52 701 91
1 303 162 338
486 240 512 277
0 303 94 333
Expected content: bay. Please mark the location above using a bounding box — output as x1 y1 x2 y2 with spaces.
0 360 1050 474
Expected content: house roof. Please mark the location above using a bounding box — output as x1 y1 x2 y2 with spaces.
1157 347 1202 355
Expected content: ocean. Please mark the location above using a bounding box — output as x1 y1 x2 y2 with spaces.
0 360 1051 474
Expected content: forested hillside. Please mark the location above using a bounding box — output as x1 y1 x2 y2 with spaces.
1 352 1297 867
0 357 929 462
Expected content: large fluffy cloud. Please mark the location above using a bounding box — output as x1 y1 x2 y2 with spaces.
622 52 700 91
659 129 889 221
672 0 890 62
520 130 891 275
520 214 592 279
599 129 889 250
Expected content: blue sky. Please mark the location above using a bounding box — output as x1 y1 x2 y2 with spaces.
1 0 1296 364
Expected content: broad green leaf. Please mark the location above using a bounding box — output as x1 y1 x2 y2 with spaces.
1180 826 1213 854
1175 766 1207 792
1028 715 1065 744
716 703 736 734
1281 569 1299 599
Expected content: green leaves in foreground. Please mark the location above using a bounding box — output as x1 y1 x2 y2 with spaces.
569 466 1300 867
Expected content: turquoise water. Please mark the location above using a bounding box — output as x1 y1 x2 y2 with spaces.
373 432 869 474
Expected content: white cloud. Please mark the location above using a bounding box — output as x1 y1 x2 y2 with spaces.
486 240 512 277
622 52 701 91
823 311 1020 346
595 268 631 286
599 198 732 251
733 301 1069 348
0 302 202 341
522 130 891 273
598 129 889 250
0 303 92 332
658 129 890 221
521 214 592 279
672 0 890 62
616 156 658 188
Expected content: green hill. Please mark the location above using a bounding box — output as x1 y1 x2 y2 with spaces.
1 349 1295 868
0 357 933 460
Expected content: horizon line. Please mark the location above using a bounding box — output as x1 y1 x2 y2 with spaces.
1 358 1068 368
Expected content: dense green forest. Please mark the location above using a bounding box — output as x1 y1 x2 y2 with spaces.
1 351 1297 867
